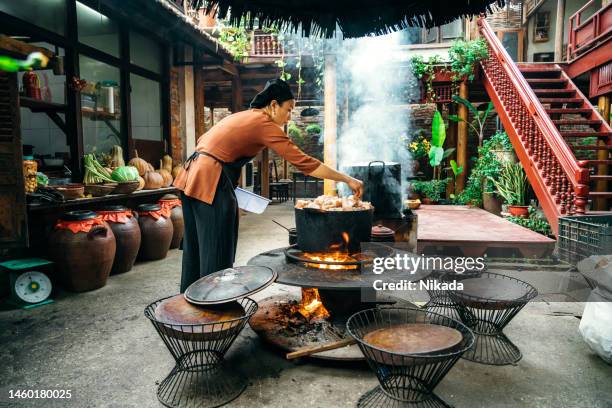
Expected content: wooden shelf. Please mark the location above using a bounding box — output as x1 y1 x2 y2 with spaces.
19 96 68 134
81 109 119 121
27 187 178 212
19 96 66 113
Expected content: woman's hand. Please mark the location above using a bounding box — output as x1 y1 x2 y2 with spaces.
346 177 364 199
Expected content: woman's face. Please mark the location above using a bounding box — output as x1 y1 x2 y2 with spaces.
270 99 295 126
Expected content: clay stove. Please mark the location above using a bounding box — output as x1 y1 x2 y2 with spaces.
247 215 426 361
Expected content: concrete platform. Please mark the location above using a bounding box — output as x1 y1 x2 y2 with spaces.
0 201 610 408
416 205 557 258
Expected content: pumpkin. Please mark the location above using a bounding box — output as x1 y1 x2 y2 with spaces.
110 145 125 168
172 165 182 179
128 150 150 176
162 154 173 173
157 160 173 187
143 171 163 190
136 176 145 191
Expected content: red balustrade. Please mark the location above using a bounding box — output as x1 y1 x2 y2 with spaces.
567 1 612 62
478 17 590 235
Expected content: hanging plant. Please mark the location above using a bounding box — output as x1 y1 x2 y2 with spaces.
448 38 488 82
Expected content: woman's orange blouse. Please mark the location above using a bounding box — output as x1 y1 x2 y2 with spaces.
173 109 321 204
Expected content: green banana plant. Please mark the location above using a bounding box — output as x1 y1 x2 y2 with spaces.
448 96 494 147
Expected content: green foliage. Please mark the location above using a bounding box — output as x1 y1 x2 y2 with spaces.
305 124 322 134
448 38 488 81
412 178 450 202
287 122 305 148
217 25 251 62
489 162 527 206
455 131 512 205
407 129 431 160
507 207 552 236
448 96 495 146
409 55 443 103
429 110 447 167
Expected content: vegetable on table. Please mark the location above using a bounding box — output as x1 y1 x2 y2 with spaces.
111 166 139 182
83 154 114 184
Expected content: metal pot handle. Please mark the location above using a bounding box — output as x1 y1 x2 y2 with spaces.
368 161 386 178
87 225 108 240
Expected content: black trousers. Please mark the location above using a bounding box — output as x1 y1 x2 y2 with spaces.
179 179 239 292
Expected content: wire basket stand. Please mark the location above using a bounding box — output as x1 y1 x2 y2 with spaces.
347 307 474 408
424 270 483 321
447 272 537 365
145 297 259 408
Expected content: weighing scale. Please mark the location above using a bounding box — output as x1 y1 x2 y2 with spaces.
0 258 54 308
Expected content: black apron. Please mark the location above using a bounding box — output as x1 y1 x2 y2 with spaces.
179 151 254 292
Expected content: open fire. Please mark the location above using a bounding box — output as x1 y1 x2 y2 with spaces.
301 232 360 270
291 288 330 321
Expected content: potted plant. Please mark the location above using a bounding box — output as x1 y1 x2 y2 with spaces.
412 178 450 204
489 162 529 217
305 124 322 136
407 129 430 174
488 130 516 164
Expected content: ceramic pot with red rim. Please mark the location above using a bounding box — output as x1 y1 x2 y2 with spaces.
49 210 116 292
136 204 173 261
97 205 141 274
158 194 184 249
508 205 529 218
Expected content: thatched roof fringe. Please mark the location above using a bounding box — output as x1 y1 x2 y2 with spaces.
188 0 504 38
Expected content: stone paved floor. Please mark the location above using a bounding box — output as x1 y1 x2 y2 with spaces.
0 202 611 407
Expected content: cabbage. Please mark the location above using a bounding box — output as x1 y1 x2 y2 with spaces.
111 166 139 182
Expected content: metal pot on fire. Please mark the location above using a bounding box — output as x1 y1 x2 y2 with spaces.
294 207 373 253
344 161 403 219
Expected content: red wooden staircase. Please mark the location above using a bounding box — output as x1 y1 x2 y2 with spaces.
477 17 612 235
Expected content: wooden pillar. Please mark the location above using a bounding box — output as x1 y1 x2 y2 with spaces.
194 67 206 139
324 54 338 195
446 104 458 197
261 148 270 198
456 81 469 192
595 95 611 210
231 72 243 113
554 0 566 61
283 159 288 179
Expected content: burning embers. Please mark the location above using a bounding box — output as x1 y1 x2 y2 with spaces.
292 288 330 321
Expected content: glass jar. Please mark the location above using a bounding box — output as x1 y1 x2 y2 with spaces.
23 155 38 193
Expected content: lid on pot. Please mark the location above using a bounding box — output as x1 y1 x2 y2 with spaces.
185 265 277 305
99 205 128 212
137 203 161 212
61 210 98 221
160 193 179 201
371 224 394 239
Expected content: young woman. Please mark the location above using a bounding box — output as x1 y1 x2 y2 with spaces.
174 79 363 292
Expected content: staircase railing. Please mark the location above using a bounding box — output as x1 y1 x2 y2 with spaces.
477 16 590 235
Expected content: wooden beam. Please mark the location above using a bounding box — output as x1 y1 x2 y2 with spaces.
231 73 243 113
323 54 337 195
456 81 469 192
0 35 54 59
554 0 566 61
261 148 270 198
194 66 206 138
595 95 611 210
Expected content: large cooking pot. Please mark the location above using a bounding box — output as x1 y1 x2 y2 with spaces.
345 161 402 219
294 207 373 253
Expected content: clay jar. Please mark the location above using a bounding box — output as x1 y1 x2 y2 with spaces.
49 210 116 292
97 206 141 274
158 194 184 249
136 203 173 261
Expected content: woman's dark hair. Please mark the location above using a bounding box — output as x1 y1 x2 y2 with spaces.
249 79 294 108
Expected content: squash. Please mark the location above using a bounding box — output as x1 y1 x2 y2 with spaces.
110 145 125 168
128 150 150 176
136 176 145 191
172 165 182 179
157 160 173 187
143 171 163 190
162 154 173 173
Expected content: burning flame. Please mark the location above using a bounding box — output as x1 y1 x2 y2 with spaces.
302 231 358 270
292 288 330 321
302 252 359 270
